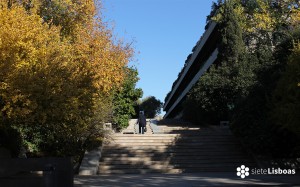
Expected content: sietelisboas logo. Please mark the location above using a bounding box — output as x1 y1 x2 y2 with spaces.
237 165 250 178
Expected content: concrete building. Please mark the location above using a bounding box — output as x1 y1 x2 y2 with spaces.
163 21 220 118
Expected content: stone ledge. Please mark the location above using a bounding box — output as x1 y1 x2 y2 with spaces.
150 120 162 134
78 146 102 175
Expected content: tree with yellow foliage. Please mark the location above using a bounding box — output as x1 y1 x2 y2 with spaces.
0 0 134 158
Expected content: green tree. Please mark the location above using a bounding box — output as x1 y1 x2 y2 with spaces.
227 1 300 157
184 0 254 124
271 41 300 135
139 96 163 118
184 0 300 158
112 67 143 130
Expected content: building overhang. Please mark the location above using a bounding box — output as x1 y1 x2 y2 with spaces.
164 49 218 118
163 21 219 118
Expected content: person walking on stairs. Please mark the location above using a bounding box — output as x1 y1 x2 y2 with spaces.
137 111 146 134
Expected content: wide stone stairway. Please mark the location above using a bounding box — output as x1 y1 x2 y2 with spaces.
98 120 256 174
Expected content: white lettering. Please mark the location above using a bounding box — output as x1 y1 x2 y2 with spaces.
268 168 273 174
283 169 288 174
249 168 295 175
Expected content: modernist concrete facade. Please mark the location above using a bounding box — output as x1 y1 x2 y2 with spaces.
163 21 220 118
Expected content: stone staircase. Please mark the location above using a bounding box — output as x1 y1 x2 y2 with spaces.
98 121 256 174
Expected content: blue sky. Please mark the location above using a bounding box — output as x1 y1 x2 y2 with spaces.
102 0 214 105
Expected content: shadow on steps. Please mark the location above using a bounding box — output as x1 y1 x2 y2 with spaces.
98 122 257 174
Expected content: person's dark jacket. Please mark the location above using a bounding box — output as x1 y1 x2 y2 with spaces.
138 114 146 127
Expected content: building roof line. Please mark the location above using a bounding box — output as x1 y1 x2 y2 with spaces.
164 21 217 110
164 48 219 118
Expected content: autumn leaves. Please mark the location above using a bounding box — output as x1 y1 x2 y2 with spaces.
0 1 133 156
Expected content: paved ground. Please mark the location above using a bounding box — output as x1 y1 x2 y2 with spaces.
75 172 300 186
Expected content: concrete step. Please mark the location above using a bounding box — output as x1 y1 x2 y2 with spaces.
103 144 243 150
98 163 253 172
110 137 237 142
109 139 176 143
98 168 182 174
98 164 175 171
102 150 245 156
109 140 240 147
111 140 237 144
110 138 237 143
113 137 233 140
110 138 235 142
97 167 243 174
101 156 252 162
100 159 254 165
98 123 256 174
113 134 178 137
102 154 246 159
99 160 168 166
101 152 247 158
113 133 232 137
160 127 232 134
101 154 250 161
113 134 155 138
112 136 177 139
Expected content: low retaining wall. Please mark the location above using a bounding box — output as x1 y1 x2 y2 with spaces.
78 147 102 175
0 157 73 187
